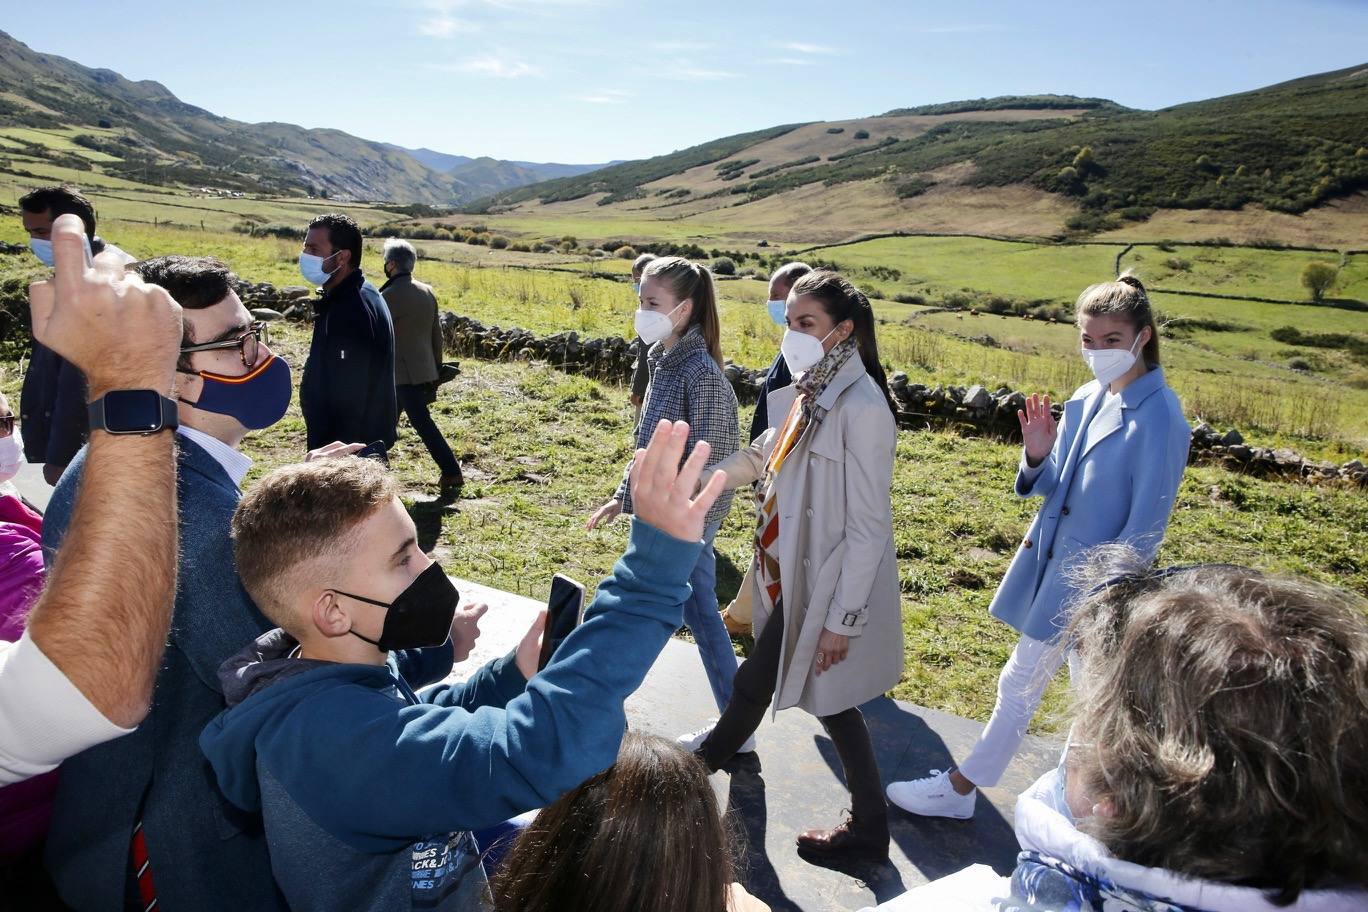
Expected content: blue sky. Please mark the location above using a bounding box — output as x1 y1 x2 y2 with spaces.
5 0 1367 164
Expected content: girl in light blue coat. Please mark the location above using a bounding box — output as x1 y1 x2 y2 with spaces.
887 273 1191 820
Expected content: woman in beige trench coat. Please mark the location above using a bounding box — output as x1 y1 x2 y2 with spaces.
687 270 903 865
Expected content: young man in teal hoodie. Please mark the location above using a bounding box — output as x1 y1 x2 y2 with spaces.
200 420 726 911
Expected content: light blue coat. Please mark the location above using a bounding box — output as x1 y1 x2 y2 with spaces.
988 367 1191 642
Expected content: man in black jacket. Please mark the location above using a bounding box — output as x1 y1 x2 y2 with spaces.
298 213 397 453
19 186 134 484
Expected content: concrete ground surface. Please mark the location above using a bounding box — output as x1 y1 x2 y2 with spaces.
451 577 1059 912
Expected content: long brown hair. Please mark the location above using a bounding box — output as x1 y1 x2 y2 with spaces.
491 733 737 912
789 270 897 415
1075 271 1160 365
642 256 723 367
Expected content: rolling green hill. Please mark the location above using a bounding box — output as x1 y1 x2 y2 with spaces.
469 67 1368 236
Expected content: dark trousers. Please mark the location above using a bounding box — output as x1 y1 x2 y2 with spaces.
396 384 461 478
701 601 887 825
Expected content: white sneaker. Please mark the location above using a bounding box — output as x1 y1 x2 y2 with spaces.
886 769 976 819
676 719 757 754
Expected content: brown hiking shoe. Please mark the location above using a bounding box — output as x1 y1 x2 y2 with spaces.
795 812 889 864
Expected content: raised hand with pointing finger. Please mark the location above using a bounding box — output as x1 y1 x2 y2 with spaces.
28 214 182 400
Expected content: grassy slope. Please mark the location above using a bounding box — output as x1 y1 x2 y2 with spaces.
15 339 1350 733
3 224 1366 731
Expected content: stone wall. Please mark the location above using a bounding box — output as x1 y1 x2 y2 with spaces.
385 310 1368 488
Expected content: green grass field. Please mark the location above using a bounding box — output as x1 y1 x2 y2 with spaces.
12 332 1359 732
3 198 1367 731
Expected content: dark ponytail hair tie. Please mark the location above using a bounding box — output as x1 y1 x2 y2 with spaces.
1118 274 1147 294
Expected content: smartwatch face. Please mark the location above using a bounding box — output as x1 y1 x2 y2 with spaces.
104 389 164 433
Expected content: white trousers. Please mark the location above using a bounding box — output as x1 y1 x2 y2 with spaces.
957 633 1077 788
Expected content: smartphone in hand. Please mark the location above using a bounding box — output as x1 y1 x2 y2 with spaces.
538 573 586 671
355 440 389 465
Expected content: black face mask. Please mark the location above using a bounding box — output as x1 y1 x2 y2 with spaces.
335 562 459 652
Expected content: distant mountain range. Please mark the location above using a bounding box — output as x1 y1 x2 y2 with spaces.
382 144 617 202
0 30 609 205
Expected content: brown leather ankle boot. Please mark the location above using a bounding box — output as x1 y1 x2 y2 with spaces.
795 811 890 864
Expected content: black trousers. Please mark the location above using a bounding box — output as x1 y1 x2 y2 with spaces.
701 600 886 824
396 384 461 478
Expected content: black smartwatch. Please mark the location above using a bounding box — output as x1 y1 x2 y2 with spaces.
88 390 179 435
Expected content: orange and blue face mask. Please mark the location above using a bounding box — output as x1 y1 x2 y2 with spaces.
179 354 292 430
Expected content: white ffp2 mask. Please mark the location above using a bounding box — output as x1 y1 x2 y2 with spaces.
1081 334 1143 386
634 302 685 346
780 326 837 374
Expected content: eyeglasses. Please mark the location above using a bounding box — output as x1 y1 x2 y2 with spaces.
180 321 270 367
0 413 13 437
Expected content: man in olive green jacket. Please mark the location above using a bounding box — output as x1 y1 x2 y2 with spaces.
379 238 462 492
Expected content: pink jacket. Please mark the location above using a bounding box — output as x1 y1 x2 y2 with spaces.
0 493 55 860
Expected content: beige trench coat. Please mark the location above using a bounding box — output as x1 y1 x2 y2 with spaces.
706 355 903 717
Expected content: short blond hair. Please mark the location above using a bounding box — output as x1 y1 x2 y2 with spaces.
232 459 397 632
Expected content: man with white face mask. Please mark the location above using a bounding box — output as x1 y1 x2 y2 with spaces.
18 186 134 486
721 260 811 635
298 212 398 453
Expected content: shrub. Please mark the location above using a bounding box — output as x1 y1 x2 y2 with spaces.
893 292 927 305
1072 145 1098 175
489 235 510 249
711 257 737 276
1287 357 1313 372
614 245 637 259
510 242 531 253
434 229 454 241
1300 261 1338 302
534 242 555 253
853 129 870 140
826 127 845 134
1165 257 1192 271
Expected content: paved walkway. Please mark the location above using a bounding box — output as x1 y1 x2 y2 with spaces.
451 578 1059 912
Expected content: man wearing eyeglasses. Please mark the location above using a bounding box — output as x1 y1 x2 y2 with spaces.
40 255 290 911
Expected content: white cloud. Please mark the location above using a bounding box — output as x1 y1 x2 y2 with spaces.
664 66 737 82
420 15 477 37
780 41 838 55
570 89 633 104
914 24 1012 34
648 40 716 53
429 55 542 77
417 0 596 39
763 57 816 67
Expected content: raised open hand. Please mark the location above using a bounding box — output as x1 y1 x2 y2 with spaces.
28 214 182 398
629 419 727 544
1017 393 1057 466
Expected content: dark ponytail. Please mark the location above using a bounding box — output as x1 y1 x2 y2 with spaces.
790 270 898 416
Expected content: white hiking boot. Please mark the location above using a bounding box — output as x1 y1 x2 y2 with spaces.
886 769 976 819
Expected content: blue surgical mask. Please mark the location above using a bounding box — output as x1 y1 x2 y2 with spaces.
179 354 293 430
29 235 93 268
632 282 641 295
766 299 787 326
299 251 339 286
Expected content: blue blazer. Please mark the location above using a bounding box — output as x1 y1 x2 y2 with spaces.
988 367 1191 642
41 436 285 911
